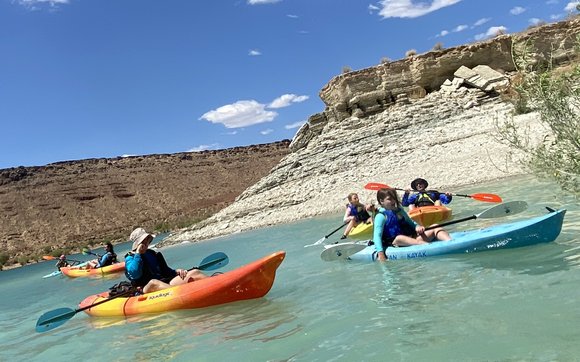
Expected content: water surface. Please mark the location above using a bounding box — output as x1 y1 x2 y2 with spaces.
1 175 579 362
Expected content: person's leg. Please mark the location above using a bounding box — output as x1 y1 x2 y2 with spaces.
143 279 172 294
434 200 442 206
420 226 451 242
342 218 357 239
170 269 209 287
393 234 428 246
408 204 416 210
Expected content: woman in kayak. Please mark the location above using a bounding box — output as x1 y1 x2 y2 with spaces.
401 178 452 210
341 192 374 239
374 188 451 262
86 242 117 269
125 228 210 294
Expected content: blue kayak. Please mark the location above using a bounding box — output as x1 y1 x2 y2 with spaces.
336 208 566 262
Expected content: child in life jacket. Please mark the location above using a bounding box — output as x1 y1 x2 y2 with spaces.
402 178 452 210
341 192 374 239
373 188 451 262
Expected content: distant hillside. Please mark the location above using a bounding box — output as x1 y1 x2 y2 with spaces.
0 140 291 269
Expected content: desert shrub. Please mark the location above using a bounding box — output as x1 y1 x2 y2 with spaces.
432 42 443 51
405 49 416 57
500 72 532 115
494 28 506 37
495 35 580 196
43 246 51 254
342 66 351 74
154 222 172 233
0 252 9 266
380 57 390 64
17 256 29 265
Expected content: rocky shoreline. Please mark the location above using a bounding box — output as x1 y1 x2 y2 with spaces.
158 18 580 248
157 93 544 248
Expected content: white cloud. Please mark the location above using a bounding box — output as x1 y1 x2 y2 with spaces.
285 121 306 129
188 143 220 152
248 0 283 4
199 100 278 128
547 0 559 4
550 13 563 19
16 0 69 4
298 30 309 34
287 14 299 18
368 4 380 13
223 131 238 135
473 17 491 27
249 49 262 56
261 129 274 135
376 0 465 19
510 6 526 15
564 1 580 11
268 94 309 108
453 25 468 32
437 30 449 37
475 26 507 41
14 0 69 10
529 18 542 25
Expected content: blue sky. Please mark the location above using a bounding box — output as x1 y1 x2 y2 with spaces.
1 0 578 169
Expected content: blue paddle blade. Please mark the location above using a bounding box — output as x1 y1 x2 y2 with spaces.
36 307 76 333
199 252 229 271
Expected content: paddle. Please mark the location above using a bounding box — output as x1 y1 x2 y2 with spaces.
82 248 100 258
304 223 347 247
43 255 82 264
364 183 502 203
423 200 528 231
35 251 229 333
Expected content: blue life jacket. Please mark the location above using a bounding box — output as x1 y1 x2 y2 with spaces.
348 204 370 222
379 208 416 243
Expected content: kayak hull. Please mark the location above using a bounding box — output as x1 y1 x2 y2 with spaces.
346 209 566 262
61 262 126 278
79 251 286 317
408 205 452 226
42 271 62 279
348 222 373 239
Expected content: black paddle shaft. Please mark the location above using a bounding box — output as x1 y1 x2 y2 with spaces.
325 223 347 238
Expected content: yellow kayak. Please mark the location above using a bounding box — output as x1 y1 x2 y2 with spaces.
60 262 126 278
348 222 373 239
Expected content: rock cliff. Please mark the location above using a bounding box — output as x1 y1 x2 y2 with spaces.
159 19 580 247
0 141 290 267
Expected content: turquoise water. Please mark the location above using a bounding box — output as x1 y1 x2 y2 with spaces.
1 175 580 362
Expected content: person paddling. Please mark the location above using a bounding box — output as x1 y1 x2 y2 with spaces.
124 228 210 294
401 178 452 210
341 192 374 239
373 188 451 262
55 255 71 271
86 242 117 269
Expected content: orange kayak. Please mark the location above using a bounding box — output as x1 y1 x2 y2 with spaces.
408 206 452 226
79 251 285 317
60 262 126 278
